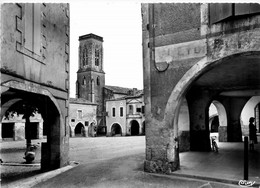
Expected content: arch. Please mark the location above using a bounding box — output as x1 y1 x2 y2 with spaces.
0 98 23 120
75 122 84 137
111 123 122 136
83 77 87 85
241 96 260 127
130 120 139 136
160 51 260 168
212 100 227 128
1 80 67 170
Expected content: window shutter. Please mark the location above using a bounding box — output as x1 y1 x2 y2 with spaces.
235 3 260 16
33 4 41 55
209 3 233 24
24 4 33 51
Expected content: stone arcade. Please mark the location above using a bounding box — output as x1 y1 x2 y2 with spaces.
142 3 260 173
1 3 70 170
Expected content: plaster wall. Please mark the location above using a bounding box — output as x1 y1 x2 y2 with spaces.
69 103 97 137
106 99 126 136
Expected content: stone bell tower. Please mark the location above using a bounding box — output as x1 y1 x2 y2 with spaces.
76 33 105 128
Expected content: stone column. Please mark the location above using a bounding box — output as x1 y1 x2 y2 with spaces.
187 89 211 151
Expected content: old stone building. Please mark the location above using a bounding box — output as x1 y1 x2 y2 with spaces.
0 3 70 170
1 112 44 141
69 98 97 137
75 34 143 136
106 89 144 136
142 3 260 173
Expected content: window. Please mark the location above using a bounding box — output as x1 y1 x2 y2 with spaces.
97 77 100 86
76 81 79 97
24 3 41 55
142 106 145 114
85 121 89 127
129 105 133 114
95 48 100 66
209 3 260 24
112 107 116 117
77 110 82 119
83 77 86 85
82 47 88 66
120 107 123 117
71 119 75 122
136 107 141 113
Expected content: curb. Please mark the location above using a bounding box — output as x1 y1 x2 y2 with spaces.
3 161 79 188
149 172 260 187
1 163 40 167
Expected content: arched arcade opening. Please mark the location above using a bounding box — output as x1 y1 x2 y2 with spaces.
130 120 139 136
158 52 260 173
111 123 122 136
1 81 69 171
74 122 85 137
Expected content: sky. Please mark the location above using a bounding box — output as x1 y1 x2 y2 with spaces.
70 1 143 97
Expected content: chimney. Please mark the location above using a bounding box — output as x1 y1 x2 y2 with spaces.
133 88 137 95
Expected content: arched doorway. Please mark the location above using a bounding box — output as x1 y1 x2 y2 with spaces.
75 123 84 137
1 81 69 171
130 120 139 136
111 123 122 136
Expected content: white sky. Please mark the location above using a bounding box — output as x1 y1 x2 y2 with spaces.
70 1 143 97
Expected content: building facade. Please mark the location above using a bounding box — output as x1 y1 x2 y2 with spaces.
69 98 97 137
142 3 260 173
75 34 143 136
0 3 70 170
106 90 145 136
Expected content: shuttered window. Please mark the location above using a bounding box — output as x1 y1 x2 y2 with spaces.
209 3 260 25
112 107 116 117
209 3 233 24
235 3 260 16
120 107 123 117
24 3 41 55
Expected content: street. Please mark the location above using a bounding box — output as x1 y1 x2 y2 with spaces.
19 136 242 188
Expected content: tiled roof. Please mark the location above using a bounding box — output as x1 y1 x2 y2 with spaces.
105 89 143 101
69 98 97 105
104 85 133 94
126 90 143 99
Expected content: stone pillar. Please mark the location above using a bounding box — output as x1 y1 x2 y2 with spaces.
187 89 211 151
38 122 43 139
218 126 227 142
71 126 75 137
220 97 249 142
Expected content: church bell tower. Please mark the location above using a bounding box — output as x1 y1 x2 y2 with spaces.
76 33 105 128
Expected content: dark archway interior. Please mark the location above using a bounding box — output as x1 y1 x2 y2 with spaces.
111 124 122 136
131 120 139 136
2 123 14 139
211 116 219 133
184 53 260 151
75 123 84 136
